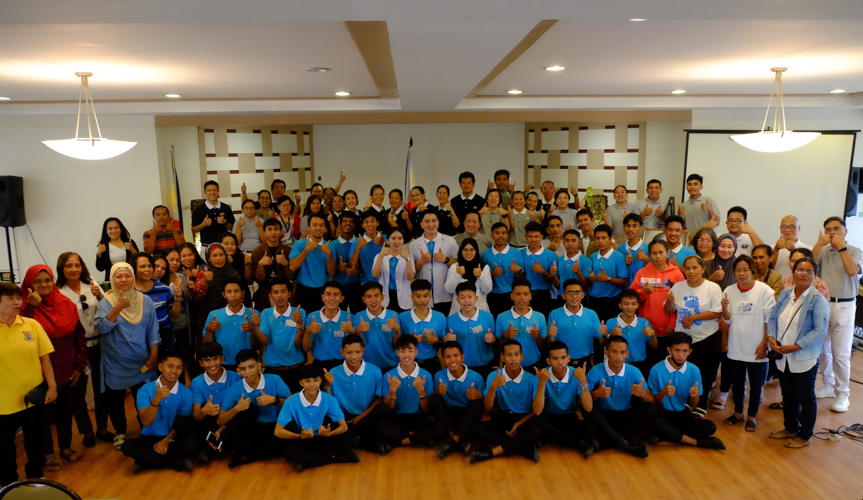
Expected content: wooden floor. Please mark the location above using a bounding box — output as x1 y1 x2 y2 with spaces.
17 357 863 500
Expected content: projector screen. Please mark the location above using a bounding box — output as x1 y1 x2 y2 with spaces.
684 131 857 248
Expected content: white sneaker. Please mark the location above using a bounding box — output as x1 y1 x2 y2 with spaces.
815 385 836 399
831 393 849 413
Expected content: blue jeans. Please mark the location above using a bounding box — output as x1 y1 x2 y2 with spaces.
730 360 769 418
779 361 818 440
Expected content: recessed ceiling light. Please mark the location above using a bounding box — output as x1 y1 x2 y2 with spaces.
545 66 565 71
629 18 646 21
830 89 846 93
165 94 181 98
507 90 523 94
0 97 10 101
307 68 331 73
335 91 351 96
671 89 686 94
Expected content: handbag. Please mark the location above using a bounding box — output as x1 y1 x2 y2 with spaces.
768 296 805 361
24 380 49 406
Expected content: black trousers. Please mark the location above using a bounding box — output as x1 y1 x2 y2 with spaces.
710 350 732 395
588 398 657 445
312 358 345 372
0 406 45 487
432 301 452 315
220 406 283 460
103 382 144 435
158 326 176 354
533 413 595 449
173 326 199 379
345 404 391 449
375 412 445 446
45 379 93 453
648 336 672 367
472 411 541 454
630 360 652 380
173 415 219 446
268 365 304 395
428 396 484 440
121 434 200 469
387 288 406 314
687 331 719 411
418 357 441 375
531 289 553 319
780 361 818 441
87 343 110 431
589 296 619 365
487 293 513 318
295 284 324 316
650 409 716 443
730 360 769 418
340 282 363 315
282 421 359 467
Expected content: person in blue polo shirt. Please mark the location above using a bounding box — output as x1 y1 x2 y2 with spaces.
664 215 696 272
445 283 496 377
375 335 444 452
602 289 657 376
289 213 335 314
495 280 547 368
585 336 656 458
399 280 447 374
531 341 596 458
429 341 485 459
547 280 602 367
202 278 261 371
251 278 306 394
620 214 649 286
647 332 725 450
275 364 360 472
353 282 402 373
302 281 355 371
482 222 525 316
217 350 291 468
470 340 542 464
522 221 557 318
588 224 629 366
350 211 384 286
121 351 198 473
327 212 363 313
324 334 391 454
552 229 592 293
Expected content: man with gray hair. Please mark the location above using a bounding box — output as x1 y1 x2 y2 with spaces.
772 215 812 281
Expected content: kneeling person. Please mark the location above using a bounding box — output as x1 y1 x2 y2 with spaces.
430 341 486 459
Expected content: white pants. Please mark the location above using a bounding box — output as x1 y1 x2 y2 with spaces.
820 301 855 396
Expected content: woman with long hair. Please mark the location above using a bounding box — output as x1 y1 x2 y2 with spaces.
372 228 415 313
300 195 325 239
95 218 139 281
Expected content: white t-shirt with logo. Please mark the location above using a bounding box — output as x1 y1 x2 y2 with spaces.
725 281 776 363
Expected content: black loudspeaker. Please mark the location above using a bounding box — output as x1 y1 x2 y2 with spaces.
0 176 26 228
846 168 860 218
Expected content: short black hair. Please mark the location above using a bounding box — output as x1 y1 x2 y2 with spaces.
362 210 380 222
223 277 245 292
823 216 845 228
455 282 477 295
298 364 324 381
576 208 594 220
667 331 692 348
362 281 383 295
323 280 344 294
752 244 773 259
158 350 184 364
309 213 328 225
606 335 628 348
511 279 532 291
647 179 662 188
271 179 286 190
502 339 522 353
545 340 569 355
441 341 463 355
524 221 544 235
665 215 684 228
545 215 563 226
421 210 439 222
242 199 257 209
733 254 756 274
262 217 281 230
562 279 582 291
342 333 365 348
340 211 357 224
648 239 669 253
410 279 431 293
490 222 509 234
727 206 747 220
623 213 643 226
494 169 510 180
686 173 703 184
389 189 403 199
563 228 581 239
218 232 238 246
152 205 169 216
197 341 224 360
458 172 476 184
268 277 292 292
395 334 418 350
204 180 220 190
235 349 260 365
593 224 613 238
618 289 639 303
370 184 384 196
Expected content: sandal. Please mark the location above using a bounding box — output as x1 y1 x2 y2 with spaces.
724 415 742 426
691 407 707 419
745 420 757 432
43 454 61 472
709 398 726 410
769 402 784 410
59 449 84 462
113 434 126 450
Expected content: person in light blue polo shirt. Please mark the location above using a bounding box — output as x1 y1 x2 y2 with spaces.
470 340 542 464
289 213 334 313
531 341 596 458
445 282 496 377
275 364 360 471
202 278 261 371
588 224 630 366
584 336 656 458
495 280 547 368
353 282 402 372
603 289 657 376
547 280 602 366
351 211 383 286
522 221 557 318
429 341 486 459
553 229 592 294
251 277 306 393
621 214 649 285
664 215 696 273
399 280 447 374
120 352 198 473
482 222 526 316
327 212 363 313
217 350 291 468
302 281 355 371
647 332 724 450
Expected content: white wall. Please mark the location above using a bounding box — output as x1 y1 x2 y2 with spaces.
0 115 161 281
155 126 202 237
645 120 691 206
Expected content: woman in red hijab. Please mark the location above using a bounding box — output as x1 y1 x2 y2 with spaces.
22 265 89 470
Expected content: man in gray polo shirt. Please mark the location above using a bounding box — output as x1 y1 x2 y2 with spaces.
678 173 719 232
813 216 863 413
632 178 667 229
454 212 493 254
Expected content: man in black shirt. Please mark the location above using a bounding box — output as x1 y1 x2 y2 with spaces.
192 181 235 245
450 172 485 225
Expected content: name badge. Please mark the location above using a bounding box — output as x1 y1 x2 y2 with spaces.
471 325 483 334
524 327 532 335
334 329 345 338
422 328 435 336
286 320 297 328
382 326 393 333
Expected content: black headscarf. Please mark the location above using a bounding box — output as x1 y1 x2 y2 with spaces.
704 233 738 290
457 238 482 286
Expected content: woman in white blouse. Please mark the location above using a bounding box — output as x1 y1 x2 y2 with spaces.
372 228 415 313
444 238 492 316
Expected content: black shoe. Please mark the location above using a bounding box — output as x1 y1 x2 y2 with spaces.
197 449 212 465
647 433 660 445
96 431 116 443
470 446 494 464
228 452 251 469
535 440 544 449
696 437 726 450
577 439 595 460
293 462 307 473
336 451 361 464
458 440 471 457
131 461 144 474
519 444 539 463
173 458 193 472
436 440 457 459
376 441 392 456
618 439 648 458
82 434 96 448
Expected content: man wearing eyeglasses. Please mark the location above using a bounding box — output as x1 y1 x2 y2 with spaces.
725 206 763 257
772 216 812 282
812 216 863 413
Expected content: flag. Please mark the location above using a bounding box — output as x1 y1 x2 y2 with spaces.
404 137 415 211
169 146 184 230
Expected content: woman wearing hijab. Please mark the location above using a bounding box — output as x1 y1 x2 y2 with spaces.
192 243 245 333
702 234 738 411
21 266 89 470
94 263 160 451
444 238 493 316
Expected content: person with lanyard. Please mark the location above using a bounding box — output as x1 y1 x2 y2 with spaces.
433 185 461 237
450 172 485 227
95 217 139 282
767 256 829 449
482 222 526 317
0 282 57 487
663 255 722 418
21 266 88 470
444 238 492 317
290 213 336 314
454 212 493 255
702 233 737 411
94 263 160 451
329 212 363 313
812 216 863 413
191 181 235 246
372 228 415 314
602 185 635 244
752 244 783 299
274 195 301 247
56 252 112 446
772 215 812 282
409 210 459 314
193 243 246 332
132 253 180 354
632 179 667 229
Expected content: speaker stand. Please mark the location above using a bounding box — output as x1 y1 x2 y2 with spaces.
4 227 14 283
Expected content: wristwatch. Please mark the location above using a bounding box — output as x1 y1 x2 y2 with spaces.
168 437 175 444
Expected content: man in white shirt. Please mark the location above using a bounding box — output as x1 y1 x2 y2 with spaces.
409 211 459 314
725 206 763 257
772 215 812 281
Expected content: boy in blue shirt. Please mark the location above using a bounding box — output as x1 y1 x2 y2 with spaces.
429 341 486 459
482 222 525 316
621 214 649 285
275 364 360 472
495 279 547 368
252 277 306 393
324 334 391 454
354 282 402 373
398 280 447 374
202 278 261 371
531 341 596 458
375 335 445 452
328 212 363 313
121 351 198 473
471 340 542 464
445 282 496 378
522 221 557 318
350 211 384 286
664 215 695 272
647 332 724 450
585 336 656 458
217 349 291 468
602 289 657 376
588 224 629 365
552 229 592 293
302 281 356 371
289 213 335 313
547 280 602 367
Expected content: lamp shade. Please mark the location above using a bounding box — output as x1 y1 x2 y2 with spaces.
42 138 137 160
729 131 820 153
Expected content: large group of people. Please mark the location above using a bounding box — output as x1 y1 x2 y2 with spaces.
0 168 859 483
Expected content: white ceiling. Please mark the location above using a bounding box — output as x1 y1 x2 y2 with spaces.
1 0 862 114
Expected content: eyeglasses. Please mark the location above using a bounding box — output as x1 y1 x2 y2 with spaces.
726 218 744 224
79 295 89 311
779 225 798 230
793 269 814 276
564 290 583 296
697 238 713 243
